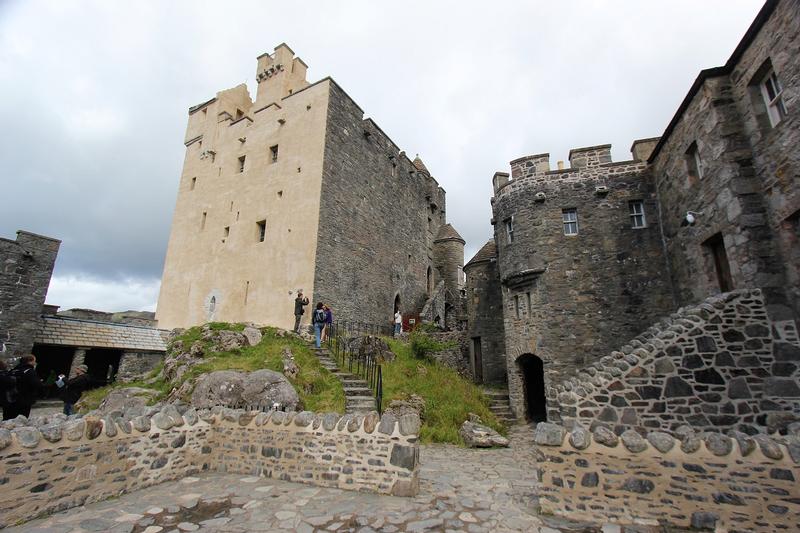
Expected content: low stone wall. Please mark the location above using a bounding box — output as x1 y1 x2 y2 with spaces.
0 407 419 527
549 289 800 435
533 422 800 531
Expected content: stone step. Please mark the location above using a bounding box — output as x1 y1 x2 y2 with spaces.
344 388 372 396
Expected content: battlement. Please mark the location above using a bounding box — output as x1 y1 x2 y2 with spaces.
255 43 310 106
497 138 659 194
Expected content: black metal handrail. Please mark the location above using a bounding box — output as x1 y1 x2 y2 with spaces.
324 319 391 413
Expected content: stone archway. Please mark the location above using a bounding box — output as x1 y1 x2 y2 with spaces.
517 354 547 422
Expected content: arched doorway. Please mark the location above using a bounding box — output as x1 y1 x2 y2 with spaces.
394 293 401 314
517 354 547 422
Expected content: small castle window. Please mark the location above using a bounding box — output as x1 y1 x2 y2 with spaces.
201 212 207 231
526 292 532 315
562 209 578 236
256 220 266 242
235 109 244 120
514 295 520 319
629 201 646 228
760 67 787 127
504 218 514 243
238 155 246 173
270 145 279 163
209 296 216 312
685 142 702 180
190 177 196 190
223 226 230 240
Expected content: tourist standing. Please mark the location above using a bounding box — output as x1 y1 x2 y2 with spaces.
293 291 309 333
3 355 43 420
322 305 333 342
312 302 326 349
56 365 92 416
394 309 403 336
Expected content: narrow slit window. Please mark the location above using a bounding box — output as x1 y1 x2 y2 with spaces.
514 295 520 319
256 220 266 242
629 201 646 228
526 292 532 315
685 142 702 180
244 281 250 305
190 177 196 190
223 226 230 240
238 156 246 173
270 145 279 163
562 209 578 235
235 109 243 120
200 212 207 231
504 217 514 243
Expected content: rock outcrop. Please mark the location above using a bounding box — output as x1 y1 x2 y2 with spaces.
190 369 300 411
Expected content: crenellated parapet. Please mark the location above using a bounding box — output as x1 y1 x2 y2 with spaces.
0 405 420 527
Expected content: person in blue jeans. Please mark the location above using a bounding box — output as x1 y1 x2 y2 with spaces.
312 302 326 349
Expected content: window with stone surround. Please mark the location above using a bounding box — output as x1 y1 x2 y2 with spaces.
238 155 246 173
201 212 207 231
749 60 788 130
270 145 279 163
629 200 646 228
514 295 520 318
504 217 514 243
685 142 702 180
223 226 230 241
526 291 532 316
759 68 787 127
256 220 266 242
562 209 578 236
190 177 196 190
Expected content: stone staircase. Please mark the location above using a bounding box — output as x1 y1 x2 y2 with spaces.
484 388 516 425
313 346 377 414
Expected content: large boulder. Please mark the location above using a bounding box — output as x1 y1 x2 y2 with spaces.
383 394 426 421
459 418 509 448
92 387 159 415
190 369 300 411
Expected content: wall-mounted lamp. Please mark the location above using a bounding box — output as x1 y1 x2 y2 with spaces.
681 210 704 226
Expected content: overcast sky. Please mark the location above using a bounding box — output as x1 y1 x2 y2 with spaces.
0 0 764 313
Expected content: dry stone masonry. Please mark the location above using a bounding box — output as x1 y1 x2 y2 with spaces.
533 420 800 531
0 406 420 527
550 289 800 435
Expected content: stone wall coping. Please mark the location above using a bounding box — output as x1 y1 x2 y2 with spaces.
0 405 420 453
532 421 800 463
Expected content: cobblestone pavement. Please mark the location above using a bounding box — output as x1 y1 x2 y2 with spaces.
7 427 676 532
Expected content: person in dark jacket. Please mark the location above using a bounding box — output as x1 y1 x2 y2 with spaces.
57 364 92 416
4 355 43 420
294 291 309 333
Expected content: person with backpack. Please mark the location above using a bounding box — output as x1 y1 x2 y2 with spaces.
56 364 92 416
312 302 326 349
2 355 43 420
321 305 333 343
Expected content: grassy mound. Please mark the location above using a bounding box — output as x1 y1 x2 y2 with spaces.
384 335 505 444
81 324 345 413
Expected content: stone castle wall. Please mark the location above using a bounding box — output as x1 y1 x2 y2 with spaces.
532 421 800 531
0 231 60 359
649 0 799 321
550 289 800 435
313 82 446 327
464 254 507 385
491 149 674 419
0 406 420 527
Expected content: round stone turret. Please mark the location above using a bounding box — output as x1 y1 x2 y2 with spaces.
433 224 465 297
